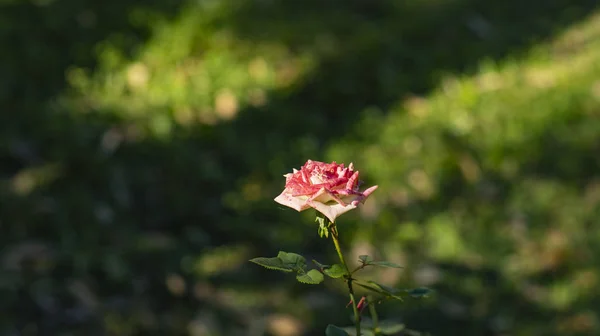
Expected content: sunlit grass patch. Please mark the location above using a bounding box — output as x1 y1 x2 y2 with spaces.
61 2 317 138
328 8 600 286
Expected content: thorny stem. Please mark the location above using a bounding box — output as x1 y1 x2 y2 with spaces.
368 296 380 335
329 223 361 336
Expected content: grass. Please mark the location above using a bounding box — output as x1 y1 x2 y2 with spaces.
3 0 600 335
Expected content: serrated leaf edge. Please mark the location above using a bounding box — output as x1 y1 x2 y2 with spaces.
249 257 294 272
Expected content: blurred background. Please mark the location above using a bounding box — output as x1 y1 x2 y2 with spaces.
2 0 600 335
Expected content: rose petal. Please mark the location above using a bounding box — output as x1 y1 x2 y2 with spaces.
274 190 311 212
361 185 378 198
310 201 357 223
310 191 374 223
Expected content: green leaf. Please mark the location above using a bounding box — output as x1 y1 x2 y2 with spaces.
376 283 402 295
378 320 405 334
354 279 384 293
312 260 347 278
358 255 373 263
341 327 375 336
277 251 307 272
250 251 309 273
323 264 347 278
367 261 403 269
249 257 294 272
296 269 324 284
354 280 404 301
325 325 349 336
406 287 433 298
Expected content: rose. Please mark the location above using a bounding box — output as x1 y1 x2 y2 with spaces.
274 160 378 223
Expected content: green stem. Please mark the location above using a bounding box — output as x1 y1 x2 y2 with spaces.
330 223 361 336
367 296 380 335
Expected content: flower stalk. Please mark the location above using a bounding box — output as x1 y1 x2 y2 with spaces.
329 222 361 336
254 160 417 335
368 296 380 335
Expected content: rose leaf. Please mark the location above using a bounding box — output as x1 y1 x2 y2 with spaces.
296 269 325 284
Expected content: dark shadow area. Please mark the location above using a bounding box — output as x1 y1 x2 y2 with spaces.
1 0 599 334
0 0 185 115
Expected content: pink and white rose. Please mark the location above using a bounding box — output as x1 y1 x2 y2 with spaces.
274 160 378 223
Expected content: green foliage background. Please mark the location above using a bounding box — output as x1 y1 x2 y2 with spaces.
2 0 600 335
